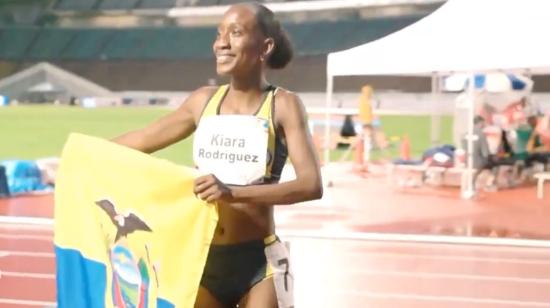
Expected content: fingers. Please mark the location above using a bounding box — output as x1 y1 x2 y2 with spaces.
196 186 222 203
194 174 222 202
193 174 215 195
202 188 222 203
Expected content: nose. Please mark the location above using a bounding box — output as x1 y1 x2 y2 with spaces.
214 32 230 50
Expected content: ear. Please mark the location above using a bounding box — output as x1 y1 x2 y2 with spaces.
261 37 275 62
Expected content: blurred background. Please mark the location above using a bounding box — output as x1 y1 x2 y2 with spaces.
2 1 550 307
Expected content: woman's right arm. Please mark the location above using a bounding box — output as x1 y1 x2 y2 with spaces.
112 87 215 153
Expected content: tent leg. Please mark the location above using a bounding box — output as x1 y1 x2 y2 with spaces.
462 73 476 199
430 73 441 146
324 75 333 166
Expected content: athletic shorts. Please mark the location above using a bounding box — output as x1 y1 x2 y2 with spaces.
200 234 293 307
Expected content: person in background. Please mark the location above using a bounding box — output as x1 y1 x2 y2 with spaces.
463 116 518 191
358 85 374 163
525 115 550 171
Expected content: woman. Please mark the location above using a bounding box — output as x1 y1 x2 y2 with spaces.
113 3 322 308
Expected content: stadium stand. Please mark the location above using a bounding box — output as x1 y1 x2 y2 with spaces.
194 0 221 6
0 28 39 59
61 29 112 59
0 15 425 61
137 0 178 9
287 17 421 56
52 0 307 11
98 0 140 10
54 0 100 11
26 28 75 60
0 0 447 91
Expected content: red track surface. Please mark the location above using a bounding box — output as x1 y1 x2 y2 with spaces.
0 224 54 308
0 164 549 307
3 224 550 307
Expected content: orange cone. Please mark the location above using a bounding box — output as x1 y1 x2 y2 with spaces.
400 134 411 161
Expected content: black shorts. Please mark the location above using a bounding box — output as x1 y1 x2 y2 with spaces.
200 235 278 307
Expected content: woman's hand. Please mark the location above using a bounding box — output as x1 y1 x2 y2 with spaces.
193 174 233 203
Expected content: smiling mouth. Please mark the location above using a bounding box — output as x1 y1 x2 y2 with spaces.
216 55 234 64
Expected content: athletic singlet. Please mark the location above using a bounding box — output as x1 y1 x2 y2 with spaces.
193 84 288 184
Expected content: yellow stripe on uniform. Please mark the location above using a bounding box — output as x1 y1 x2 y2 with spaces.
202 84 229 118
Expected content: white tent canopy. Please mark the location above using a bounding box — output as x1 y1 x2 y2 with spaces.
0 62 111 103
325 0 550 198
328 0 550 76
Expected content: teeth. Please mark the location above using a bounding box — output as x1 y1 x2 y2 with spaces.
216 55 232 63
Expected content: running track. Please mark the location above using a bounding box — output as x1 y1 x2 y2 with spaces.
3 222 550 307
0 163 548 307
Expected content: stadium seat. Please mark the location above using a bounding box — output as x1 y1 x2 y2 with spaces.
61 29 113 60
0 28 39 59
99 0 139 10
26 28 75 60
136 0 177 9
174 0 213 6
189 0 218 6
55 0 99 11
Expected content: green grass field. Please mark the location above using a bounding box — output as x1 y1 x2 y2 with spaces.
0 105 453 165
0 105 194 165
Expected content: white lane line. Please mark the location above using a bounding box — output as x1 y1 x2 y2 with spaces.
0 217 53 226
279 230 550 249
302 237 550 253
314 249 550 265
0 223 53 229
0 250 54 258
0 271 55 279
332 290 550 307
0 298 56 306
0 234 52 241
307 269 550 284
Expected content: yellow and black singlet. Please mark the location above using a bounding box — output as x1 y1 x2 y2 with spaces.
194 85 288 184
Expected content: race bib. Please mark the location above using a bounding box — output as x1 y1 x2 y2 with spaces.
265 240 294 308
193 115 269 185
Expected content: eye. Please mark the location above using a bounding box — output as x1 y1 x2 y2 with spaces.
231 29 242 36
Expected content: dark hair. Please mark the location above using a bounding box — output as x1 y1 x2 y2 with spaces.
244 3 293 69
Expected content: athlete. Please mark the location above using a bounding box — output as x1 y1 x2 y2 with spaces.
113 3 322 308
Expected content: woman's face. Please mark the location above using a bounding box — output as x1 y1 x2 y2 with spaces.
213 5 266 76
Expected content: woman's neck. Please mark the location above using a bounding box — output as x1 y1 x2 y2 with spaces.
230 72 268 92
226 75 270 111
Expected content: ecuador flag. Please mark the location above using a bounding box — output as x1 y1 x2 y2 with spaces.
54 133 218 308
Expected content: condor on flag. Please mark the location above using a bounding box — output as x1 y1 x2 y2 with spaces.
54 133 218 308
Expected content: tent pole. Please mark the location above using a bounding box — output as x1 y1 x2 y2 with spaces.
324 75 333 165
430 73 440 145
462 73 476 199
524 68 533 108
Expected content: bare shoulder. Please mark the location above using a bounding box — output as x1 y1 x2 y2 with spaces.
272 88 308 130
177 86 218 116
273 87 305 113
184 86 219 108
274 87 301 103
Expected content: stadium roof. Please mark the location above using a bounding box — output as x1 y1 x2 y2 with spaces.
167 0 443 17
327 0 550 76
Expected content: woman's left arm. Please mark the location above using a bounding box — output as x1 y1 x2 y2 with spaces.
194 91 323 205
